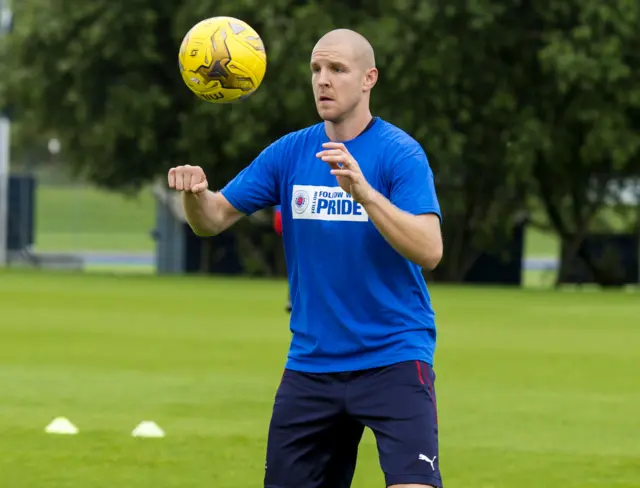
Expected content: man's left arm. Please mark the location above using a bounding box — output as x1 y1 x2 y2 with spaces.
363 193 443 270
318 142 443 270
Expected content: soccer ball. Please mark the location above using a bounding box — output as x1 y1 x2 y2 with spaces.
178 16 267 103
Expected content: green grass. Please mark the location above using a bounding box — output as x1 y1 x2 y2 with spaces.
35 185 156 252
1 269 639 487
524 227 559 257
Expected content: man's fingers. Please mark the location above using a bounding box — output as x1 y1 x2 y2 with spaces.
175 173 184 191
316 149 345 159
321 155 360 173
191 180 208 193
322 142 348 152
320 155 348 164
342 158 357 168
167 165 207 192
317 149 360 170
321 142 356 164
182 172 192 191
330 169 357 179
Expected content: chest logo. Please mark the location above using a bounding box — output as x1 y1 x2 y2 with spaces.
291 185 369 222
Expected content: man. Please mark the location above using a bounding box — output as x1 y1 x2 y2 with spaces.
168 28 444 488
272 205 292 312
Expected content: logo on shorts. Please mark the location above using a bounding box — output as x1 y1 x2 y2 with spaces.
418 454 437 471
292 189 310 214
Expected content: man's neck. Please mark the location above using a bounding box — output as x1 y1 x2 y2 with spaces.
324 108 374 142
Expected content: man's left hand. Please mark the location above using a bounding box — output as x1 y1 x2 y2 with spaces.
317 142 376 204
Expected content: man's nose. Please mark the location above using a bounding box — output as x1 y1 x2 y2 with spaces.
316 69 330 86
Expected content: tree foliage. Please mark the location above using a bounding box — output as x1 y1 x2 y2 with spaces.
2 0 640 283
507 0 640 284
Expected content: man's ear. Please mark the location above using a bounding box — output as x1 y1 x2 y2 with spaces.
363 67 378 92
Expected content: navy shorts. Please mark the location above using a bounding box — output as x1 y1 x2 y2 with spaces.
264 360 442 488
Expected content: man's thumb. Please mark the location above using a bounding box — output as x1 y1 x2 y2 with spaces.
191 180 208 193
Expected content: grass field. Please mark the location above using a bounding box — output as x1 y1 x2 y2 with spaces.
35 185 156 252
1 269 639 487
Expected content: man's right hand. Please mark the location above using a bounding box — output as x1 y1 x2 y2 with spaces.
168 165 209 193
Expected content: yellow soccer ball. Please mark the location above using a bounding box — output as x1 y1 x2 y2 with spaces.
178 16 267 103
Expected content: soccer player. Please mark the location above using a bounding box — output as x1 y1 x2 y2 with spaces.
272 205 292 312
168 28 444 488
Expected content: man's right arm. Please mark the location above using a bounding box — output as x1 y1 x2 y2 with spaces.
169 139 282 236
168 164 245 237
182 190 244 237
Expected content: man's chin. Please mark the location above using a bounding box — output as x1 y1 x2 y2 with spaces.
317 106 342 123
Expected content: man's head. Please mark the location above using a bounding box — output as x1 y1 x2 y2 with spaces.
310 29 378 124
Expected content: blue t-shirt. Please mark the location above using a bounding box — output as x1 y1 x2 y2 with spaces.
221 118 442 373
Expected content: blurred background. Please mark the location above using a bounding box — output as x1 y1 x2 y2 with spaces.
0 1 639 487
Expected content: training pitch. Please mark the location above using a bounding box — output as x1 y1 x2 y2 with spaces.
1 269 639 487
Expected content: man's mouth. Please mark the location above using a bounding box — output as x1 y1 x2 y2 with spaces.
319 96 334 102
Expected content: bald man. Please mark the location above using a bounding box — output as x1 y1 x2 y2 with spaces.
169 28 444 488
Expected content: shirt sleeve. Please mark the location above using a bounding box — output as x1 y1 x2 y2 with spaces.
388 148 442 222
220 140 282 215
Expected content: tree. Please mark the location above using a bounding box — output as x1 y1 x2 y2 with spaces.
508 0 640 286
3 0 534 280
2 0 329 191
362 1 533 282
6 0 638 284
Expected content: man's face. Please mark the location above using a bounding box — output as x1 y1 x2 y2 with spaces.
310 44 364 123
